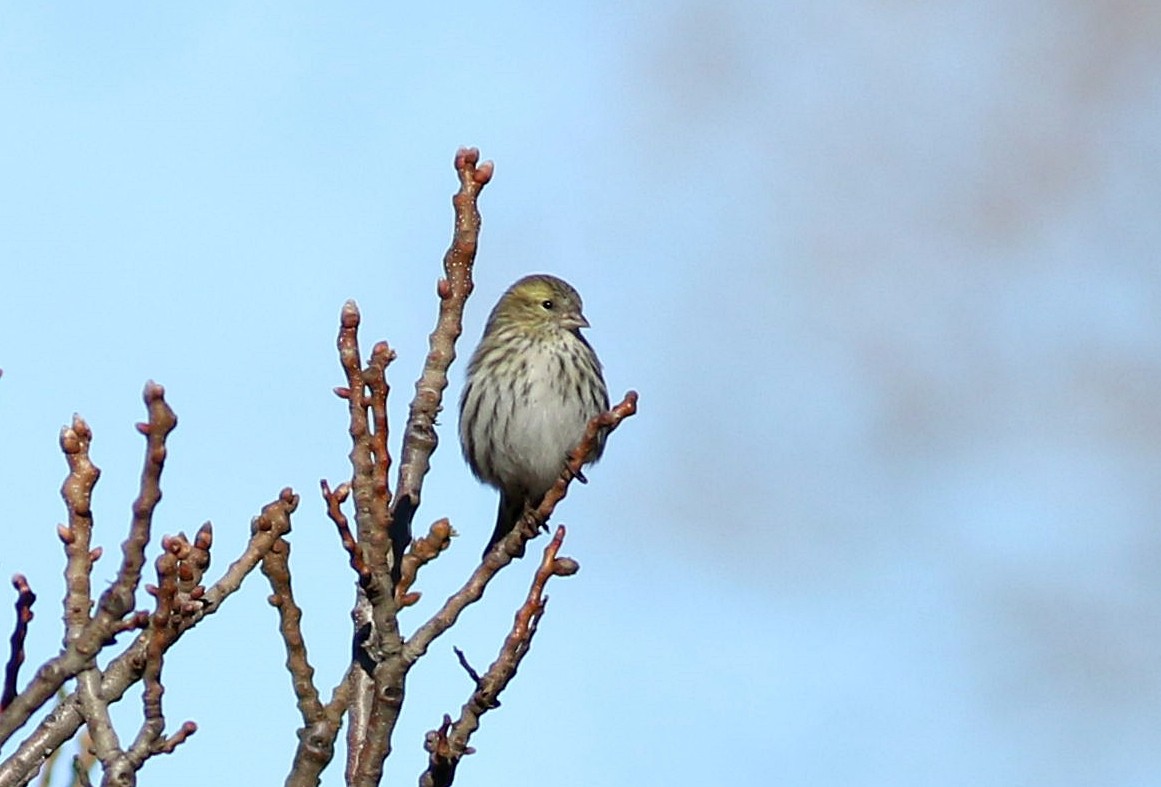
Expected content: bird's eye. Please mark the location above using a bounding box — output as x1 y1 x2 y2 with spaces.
541 299 554 310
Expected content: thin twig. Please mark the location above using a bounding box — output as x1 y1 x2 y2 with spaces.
127 539 180 764
404 392 638 664
390 147 493 568
98 381 176 623
321 481 367 582
262 531 349 787
497 392 639 558
263 536 324 720
58 415 100 646
334 303 394 563
450 647 483 688
365 341 396 534
394 519 455 608
334 302 406 787
0 384 176 749
346 150 493 787
419 526 578 787
1 576 36 712
80 532 199 785
0 491 298 787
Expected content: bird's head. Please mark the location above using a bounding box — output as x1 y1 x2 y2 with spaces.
489 274 591 334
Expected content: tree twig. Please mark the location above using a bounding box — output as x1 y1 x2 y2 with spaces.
0 383 176 748
321 481 368 582
390 147 493 569
394 519 454 608
58 415 100 647
1 576 36 712
80 537 198 785
404 392 638 664
340 149 493 787
332 303 406 787
0 491 298 787
263 530 349 787
419 526 579 787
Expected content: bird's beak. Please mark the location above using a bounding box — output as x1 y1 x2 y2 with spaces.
564 312 591 330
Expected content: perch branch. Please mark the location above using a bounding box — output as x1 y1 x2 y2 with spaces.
419 526 578 787
403 391 638 664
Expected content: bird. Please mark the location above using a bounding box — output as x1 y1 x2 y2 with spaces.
459 274 609 557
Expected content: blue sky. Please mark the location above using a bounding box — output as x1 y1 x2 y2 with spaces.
2 3 1160 785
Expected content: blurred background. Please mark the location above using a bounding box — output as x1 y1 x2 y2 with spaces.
2 2 1159 785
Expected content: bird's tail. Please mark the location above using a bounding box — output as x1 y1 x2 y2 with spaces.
484 491 525 558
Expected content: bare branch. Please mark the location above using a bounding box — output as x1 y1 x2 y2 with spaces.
263 531 349 787
321 481 368 582
58 415 99 646
0 384 177 749
198 489 299 616
344 150 494 787
150 721 197 756
365 341 396 526
126 539 182 765
334 304 395 562
264 536 324 721
33 720 95 787
404 391 639 664
0 491 298 787
394 519 454 608
500 391 640 558
343 662 374 787
418 715 462 787
98 381 176 624
76 383 179 776
79 533 200 785
390 147 493 565
1 148 634 787
286 673 353 787
333 303 407 787
450 648 483 689
1 576 36 712
75 662 122 784
419 526 577 787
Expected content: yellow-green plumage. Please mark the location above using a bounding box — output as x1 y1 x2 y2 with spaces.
459 274 609 556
